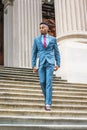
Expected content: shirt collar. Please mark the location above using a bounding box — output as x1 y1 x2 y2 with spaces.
41 34 48 37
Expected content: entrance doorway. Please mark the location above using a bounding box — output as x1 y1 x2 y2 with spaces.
42 0 56 36
0 0 4 65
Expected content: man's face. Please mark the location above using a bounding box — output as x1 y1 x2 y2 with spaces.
40 24 49 35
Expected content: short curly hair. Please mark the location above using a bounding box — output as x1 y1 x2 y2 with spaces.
40 22 49 28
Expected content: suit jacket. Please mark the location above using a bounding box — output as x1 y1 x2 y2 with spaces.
32 34 60 68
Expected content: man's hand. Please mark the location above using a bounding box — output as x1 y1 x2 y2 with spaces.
33 67 38 73
54 66 59 71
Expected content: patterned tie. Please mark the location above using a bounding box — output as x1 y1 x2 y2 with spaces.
44 35 46 48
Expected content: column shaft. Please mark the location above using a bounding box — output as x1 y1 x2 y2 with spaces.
13 0 42 68
55 0 87 37
3 0 42 68
3 0 13 66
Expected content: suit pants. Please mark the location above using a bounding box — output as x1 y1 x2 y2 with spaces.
38 61 54 105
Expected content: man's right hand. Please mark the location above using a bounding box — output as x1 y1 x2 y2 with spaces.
33 67 38 73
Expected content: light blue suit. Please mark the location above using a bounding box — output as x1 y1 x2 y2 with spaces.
32 34 60 105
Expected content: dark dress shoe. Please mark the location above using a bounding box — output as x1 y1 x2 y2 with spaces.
45 105 51 111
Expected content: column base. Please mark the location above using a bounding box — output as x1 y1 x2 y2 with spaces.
55 38 87 84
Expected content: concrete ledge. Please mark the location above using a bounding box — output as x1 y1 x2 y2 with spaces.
56 37 87 84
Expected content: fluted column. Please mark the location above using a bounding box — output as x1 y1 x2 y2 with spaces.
54 0 87 37
13 0 42 68
3 0 42 68
2 0 14 66
54 0 87 84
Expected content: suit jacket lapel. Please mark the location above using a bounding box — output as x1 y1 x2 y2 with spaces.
38 35 43 47
46 35 51 48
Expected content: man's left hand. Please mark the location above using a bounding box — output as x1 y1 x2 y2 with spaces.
54 66 59 71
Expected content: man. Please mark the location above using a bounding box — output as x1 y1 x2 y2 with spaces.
32 22 60 111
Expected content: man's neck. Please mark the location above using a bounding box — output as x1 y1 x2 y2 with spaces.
41 33 48 36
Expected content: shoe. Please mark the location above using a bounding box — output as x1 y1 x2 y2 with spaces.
45 105 51 111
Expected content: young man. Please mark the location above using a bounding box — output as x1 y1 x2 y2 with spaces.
32 22 60 111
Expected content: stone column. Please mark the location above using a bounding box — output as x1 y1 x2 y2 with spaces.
54 0 87 37
54 0 87 84
2 0 14 66
13 0 42 68
3 0 42 68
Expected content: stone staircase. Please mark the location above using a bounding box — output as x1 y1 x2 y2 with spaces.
0 66 87 130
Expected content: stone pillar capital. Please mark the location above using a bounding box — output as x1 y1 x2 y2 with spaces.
2 0 14 8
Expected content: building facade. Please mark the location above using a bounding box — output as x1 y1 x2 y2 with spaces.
2 0 87 83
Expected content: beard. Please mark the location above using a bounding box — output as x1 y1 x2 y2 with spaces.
40 31 47 35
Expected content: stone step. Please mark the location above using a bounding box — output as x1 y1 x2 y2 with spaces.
0 71 61 80
0 92 87 102
0 116 87 125
0 102 87 111
0 89 87 100
0 66 87 86
0 79 87 87
0 97 87 105
0 73 56 81
0 124 87 130
0 68 35 72
0 75 63 83
0 91 87 100
0 67 61 79
0 69 62 81
0 75 67 83
0 66 87 85
0 84 87 94
0 70 37 75
0 87 87 96
0 79 87 88
0 66 33 72
0 109 87 117
0 66 87 130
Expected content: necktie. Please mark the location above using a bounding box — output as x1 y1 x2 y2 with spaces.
44 35 46 48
